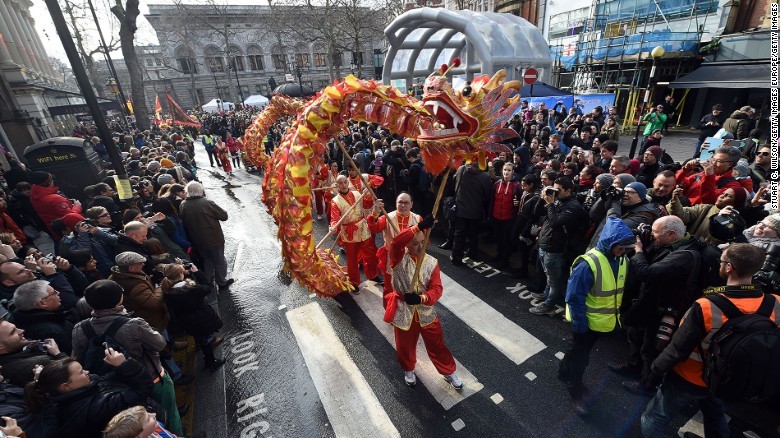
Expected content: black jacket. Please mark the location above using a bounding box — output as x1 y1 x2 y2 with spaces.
623 236 700 327
0 348 69 387
454 165 493 220
49 357 154 438
162 272 222 337
0 269 86 310
0 382 57 437
537 195 587 253
12 308 76 355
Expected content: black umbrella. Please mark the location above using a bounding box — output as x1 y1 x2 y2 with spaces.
272 82 315 98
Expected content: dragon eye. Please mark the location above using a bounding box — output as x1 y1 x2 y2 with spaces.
462 86 472 97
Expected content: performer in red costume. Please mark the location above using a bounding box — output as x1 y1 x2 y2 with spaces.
367 192 420 306
385 215 463 389
329 175 381 290
313 162 329 220
347 166 384 217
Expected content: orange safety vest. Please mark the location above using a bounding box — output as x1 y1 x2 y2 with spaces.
673 289 780 387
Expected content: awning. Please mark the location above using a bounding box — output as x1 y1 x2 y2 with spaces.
669 62 770 89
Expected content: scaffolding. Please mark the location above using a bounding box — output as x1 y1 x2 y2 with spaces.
549 0 716 132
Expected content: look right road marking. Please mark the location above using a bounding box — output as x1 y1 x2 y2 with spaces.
353 283 483 410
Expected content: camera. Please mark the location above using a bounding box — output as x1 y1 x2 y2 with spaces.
709 208 745 242
183 263 193 270
634 223 653 248
83 218 99 227
544 187 559 196
601 186 624 200
23 340 49 354
753 242 780 293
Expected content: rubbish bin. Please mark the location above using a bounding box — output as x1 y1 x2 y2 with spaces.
23 137 102 200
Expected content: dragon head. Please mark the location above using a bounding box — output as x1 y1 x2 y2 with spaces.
417 70 479 142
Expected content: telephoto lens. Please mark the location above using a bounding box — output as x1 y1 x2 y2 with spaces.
655 309 678 350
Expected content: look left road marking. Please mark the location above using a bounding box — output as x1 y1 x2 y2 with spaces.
286 302 400 438
353 283 483 410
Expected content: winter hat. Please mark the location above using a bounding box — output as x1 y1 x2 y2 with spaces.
147 161 161 172
374 150 383 158
61 213 85 230
730 187 747 208
160 158 175 168
625 182 647 200
156 173 174 186
115 251 147 267
128 160 140 170
629 159 641 175
765 213 780 232
84 280 124 310
647 146 663 161
596 173 615 188
733 160 750 178
28 171 52 186
614 173 636 188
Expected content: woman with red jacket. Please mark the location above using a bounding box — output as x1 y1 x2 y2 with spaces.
29 172 82 239
489 163 522 269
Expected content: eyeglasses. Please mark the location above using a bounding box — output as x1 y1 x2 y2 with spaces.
40 289 59 302
720 259 731 267
623 189 637 195
757 152 770 157
397 201 411 205
712 159 733 165
98 213 110 218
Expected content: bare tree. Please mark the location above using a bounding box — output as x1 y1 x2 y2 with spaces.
111 0 149 127
336 0 385 79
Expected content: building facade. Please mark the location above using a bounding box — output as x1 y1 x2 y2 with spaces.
140 4 385 110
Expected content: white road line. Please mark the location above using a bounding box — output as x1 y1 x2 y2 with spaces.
439 272 546 365
490 393 504 404
286 302 400 438
677 411 731 438
232 240 246 275
353 283 483 410
451 419 466 431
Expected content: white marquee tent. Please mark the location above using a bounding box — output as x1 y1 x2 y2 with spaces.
243 94 269 107
201 99 234 112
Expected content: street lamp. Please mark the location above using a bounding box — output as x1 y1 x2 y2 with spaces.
629 45 665 159
287 61 310 96
228 50 245 105
104 78 127 129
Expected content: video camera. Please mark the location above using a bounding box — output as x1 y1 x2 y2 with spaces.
753 242 780 293
600 186 624 201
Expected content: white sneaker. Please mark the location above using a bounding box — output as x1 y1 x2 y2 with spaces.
404 371 416 387
444 373 463 390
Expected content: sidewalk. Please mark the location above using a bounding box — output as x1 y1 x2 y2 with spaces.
616 126 700 163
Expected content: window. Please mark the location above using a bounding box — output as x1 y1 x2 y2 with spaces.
331 51 342 67
374 49 383 68
248 54 264 70
207 56 225 73
549 7 589 40
178 57 197 74
294 52 310 67
195 89 204 105
272 53 287 70
216 86 230 100
229 55 244 72
145 59 153 67
314 52 327 67
155 59 162 66
255 84 269 95
350 51 363 66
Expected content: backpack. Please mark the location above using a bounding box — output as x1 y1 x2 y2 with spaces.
701 293 780 402
682 239 724 297
80 317 130 375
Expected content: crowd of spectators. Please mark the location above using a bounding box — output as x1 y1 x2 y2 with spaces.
0 124 240 436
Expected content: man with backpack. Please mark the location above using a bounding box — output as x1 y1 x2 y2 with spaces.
71 280 184 436
640 243 780 437
612 216 720 396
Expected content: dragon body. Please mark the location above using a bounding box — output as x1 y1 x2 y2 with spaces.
244 69 521 297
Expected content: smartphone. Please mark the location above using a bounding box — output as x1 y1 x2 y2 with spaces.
103 342 110 351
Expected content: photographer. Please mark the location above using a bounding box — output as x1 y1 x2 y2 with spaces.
0 253 86 309
675 147 743 205
588 180 660 249
642 105 667 138
611 216 707 396
668 187 747 245
60 214 117 278
694 104 726 158
529 177 587 316
0 322 68 387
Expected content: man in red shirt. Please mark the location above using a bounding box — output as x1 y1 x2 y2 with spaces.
676 146 742 205
329 175 379 290
368 192 419 305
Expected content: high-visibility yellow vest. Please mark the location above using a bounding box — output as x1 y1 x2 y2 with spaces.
565 248 627 332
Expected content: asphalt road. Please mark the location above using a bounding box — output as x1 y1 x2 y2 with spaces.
187 146 776 438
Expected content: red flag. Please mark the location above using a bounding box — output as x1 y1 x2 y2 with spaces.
165 93 200 127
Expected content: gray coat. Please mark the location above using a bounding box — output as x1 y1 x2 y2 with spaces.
72 312 166 379
179 196 228 250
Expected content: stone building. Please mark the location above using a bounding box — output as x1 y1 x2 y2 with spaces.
141 4 385 110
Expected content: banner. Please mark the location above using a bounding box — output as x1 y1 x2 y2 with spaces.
165 93 200 127
512 93 615 117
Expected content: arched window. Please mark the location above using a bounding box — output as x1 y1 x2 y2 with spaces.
247 45 264 71
204 45 224 73
271 45 287 70
227 45 244 72
294 43 310 67
313 44 327 68
175 46 197 74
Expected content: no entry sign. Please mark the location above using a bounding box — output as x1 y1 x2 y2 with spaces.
523 67 538 85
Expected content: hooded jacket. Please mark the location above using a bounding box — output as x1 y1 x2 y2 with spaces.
161 272 222 337
722 110 750 139
566 217 634 333
30 184 82 236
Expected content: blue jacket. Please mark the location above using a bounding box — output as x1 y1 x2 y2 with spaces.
63 229 117 278
565 217 633 333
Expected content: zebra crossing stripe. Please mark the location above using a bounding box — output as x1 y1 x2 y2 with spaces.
286 302 400 437
439 273 547 365
353 283 484 410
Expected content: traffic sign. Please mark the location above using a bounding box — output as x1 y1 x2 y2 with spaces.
523 67 538 85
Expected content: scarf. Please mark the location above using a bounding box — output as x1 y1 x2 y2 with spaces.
91 305 128 318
